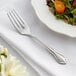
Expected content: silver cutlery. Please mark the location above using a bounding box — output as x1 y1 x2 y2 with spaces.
7 9 66 65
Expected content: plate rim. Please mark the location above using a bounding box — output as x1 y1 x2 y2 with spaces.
31 0 76 38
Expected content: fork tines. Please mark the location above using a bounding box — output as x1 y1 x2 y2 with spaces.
7 9 25 31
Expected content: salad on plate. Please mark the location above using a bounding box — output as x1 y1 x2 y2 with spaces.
47 0 76 25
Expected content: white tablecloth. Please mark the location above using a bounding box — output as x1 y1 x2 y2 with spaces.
0 0 76 76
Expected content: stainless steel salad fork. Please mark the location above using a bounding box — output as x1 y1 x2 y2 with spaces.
7 9 66 65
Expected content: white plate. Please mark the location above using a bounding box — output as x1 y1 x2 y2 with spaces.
31 0 76 37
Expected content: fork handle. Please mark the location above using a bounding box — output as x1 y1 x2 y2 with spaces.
24 34 66 65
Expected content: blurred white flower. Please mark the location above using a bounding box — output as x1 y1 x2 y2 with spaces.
4 55 28 76
0 45 8 56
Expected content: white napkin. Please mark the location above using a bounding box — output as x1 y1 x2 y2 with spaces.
0 11 51 76
0 6 76 76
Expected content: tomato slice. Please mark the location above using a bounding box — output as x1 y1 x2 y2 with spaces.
54 0 65 14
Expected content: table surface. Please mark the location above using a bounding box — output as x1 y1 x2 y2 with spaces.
0 0 76 76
